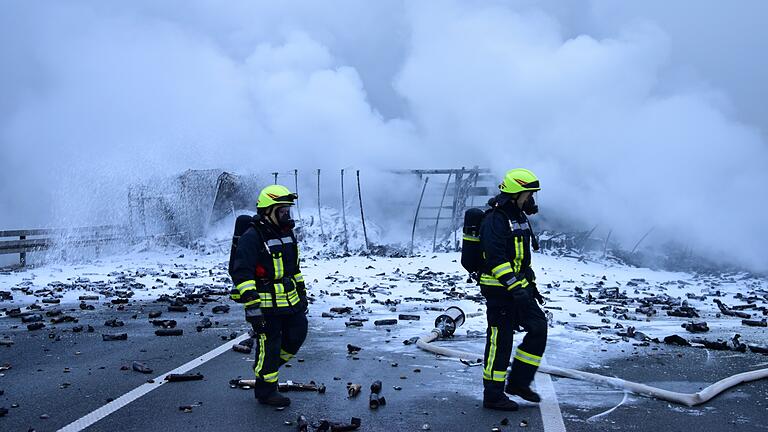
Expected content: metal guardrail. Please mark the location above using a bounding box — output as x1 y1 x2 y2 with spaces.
0 225 128 266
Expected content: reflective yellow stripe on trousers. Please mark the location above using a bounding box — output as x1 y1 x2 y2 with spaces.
263 371 279 383
514 348 542 367
253 334 267 376
483 327 505 382
280 349 294 362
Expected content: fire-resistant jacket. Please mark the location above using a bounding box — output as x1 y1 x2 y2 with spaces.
478 205 533 293
229 219 306 316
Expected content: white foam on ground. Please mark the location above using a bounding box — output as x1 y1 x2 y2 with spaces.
2 247 766 398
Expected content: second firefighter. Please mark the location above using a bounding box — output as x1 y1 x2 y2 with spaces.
478 168 548 411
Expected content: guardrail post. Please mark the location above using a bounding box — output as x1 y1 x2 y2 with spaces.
19 235 26 266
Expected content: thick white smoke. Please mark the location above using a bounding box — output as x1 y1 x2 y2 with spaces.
395 2 768 271
1 0 766 270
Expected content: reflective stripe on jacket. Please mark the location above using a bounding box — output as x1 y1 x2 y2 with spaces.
479 207 533 291
229 221 305 315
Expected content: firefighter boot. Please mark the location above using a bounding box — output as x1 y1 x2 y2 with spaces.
505 384 541 403
254 380 290 407
257 390 290 407
483 382 519 411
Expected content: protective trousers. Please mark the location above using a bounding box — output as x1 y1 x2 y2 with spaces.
252 312 308 398
482 292 547 395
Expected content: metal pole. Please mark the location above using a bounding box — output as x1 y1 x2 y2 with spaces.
356 170 369 252
128 187 134 239
410 177 429 255
139 187 147 240
630 227 654 255
452 168 465 251
468 166 480 208
317 169 325 237
293 169 302 221
579 225 598 253
19 235 26 267
272 172 278 184
432 172 452 252
603 229 612 258
341 169 349 253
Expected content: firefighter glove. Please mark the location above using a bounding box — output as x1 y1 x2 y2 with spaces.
530 281 545 305
245 307 266 333
298 296 309 315
510 285 532 304
524 267 536 283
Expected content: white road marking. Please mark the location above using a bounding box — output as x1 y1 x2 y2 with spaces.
535 366 568 432
58 333 250 432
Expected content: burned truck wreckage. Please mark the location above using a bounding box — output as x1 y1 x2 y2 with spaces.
121 168 748 276
127 169 261 243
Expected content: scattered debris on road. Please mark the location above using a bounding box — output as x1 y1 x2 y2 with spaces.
369 380 385 409
131 361 153 374
165 373 204 382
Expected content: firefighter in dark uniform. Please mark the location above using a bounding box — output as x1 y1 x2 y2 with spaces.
479 168 547 411
229 185 308 407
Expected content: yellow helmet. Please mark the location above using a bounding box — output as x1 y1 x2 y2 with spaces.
257 184 297 209
498 168 541 194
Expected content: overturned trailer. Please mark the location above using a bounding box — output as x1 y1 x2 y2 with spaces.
127 170 261 243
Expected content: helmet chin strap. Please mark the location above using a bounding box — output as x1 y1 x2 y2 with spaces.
523 213 540 251
270 213 280 227
264 207 279 227
495 193 540 251
266 205 295 231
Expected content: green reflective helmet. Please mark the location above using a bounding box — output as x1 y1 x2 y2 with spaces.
498 168 541 194
257 184 297 209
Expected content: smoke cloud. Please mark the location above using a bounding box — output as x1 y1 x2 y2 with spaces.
1 1 766 271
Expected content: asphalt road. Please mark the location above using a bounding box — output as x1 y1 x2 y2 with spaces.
1 298 767 431
556 344 768 432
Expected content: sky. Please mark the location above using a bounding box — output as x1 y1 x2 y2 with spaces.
1 0 767 271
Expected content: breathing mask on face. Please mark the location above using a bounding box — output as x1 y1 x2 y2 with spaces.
522 193 539 215
270 206 295 230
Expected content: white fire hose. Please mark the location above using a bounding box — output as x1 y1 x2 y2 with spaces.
417 307 768 407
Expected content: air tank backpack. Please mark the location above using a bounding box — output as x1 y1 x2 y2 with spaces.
460 205 540 283
227 214 262 303
460 208 488 281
